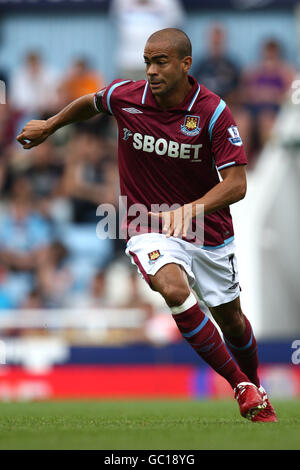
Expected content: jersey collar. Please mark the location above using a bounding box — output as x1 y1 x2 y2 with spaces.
141 75 200 112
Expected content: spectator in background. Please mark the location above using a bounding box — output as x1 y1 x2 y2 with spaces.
9 52 59 125
1 138 67 223
0 177 53 307
61 129 119 223
57 58 105 107
110 0 185 80
0 177 52 273
20 140 65 221
192 24 252 160
193 24 240 104
20 287 45 309
240 38 296 160
22 140 63 199
64 269 109 309
36 240 73 308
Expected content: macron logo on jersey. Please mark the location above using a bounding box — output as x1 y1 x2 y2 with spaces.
125 132 203 161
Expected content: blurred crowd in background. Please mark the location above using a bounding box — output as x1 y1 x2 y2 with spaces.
0 0 297 342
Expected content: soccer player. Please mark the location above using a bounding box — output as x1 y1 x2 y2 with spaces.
17 28 276 422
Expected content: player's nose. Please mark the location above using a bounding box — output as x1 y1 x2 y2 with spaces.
147 63 159 76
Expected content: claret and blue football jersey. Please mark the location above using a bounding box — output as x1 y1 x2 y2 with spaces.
94 76 247 247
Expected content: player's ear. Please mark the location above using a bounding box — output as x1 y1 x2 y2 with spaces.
181 56 192 73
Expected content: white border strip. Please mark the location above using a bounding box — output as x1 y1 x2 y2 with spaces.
187 84 200 112
141 81 149 105
170 292 198 315
217 161 237 171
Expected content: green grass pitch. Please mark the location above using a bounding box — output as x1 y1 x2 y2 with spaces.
0 399 299 450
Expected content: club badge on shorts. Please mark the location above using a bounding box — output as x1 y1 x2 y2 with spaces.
148 250 163 264
181 115 201 136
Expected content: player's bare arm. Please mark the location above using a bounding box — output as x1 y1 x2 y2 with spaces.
149 165 247 238
17 92 102 150
190 164 247 216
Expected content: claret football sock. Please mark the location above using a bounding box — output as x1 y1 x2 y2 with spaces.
171 293 250 390
223 314 260 388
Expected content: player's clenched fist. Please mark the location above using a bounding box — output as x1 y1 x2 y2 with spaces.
17 120 53 149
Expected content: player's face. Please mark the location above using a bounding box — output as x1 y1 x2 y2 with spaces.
144 41 191 98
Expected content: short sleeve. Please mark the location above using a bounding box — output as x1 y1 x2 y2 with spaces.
93 87 108 114
93 79 132 116
210 102 247 171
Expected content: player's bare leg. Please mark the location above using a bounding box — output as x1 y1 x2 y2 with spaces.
149 264 265 419
149 263 191 307
209 297 277 422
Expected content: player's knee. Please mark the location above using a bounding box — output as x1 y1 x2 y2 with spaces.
160 284 191 308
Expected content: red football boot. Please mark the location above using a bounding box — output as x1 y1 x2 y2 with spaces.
251 386 278 423
234 382 267 420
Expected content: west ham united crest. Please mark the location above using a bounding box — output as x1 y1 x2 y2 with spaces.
148 250 163 265
181 115 201 136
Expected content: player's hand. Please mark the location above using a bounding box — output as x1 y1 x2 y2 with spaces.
148 205 194 239
16 120 53 149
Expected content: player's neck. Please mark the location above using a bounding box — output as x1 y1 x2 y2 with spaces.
154 77 193 109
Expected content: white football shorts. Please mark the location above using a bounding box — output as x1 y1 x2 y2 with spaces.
125 232 240 308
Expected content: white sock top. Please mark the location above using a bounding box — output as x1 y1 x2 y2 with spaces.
170 292 198 315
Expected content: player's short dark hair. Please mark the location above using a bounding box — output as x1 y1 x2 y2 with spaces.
147 28 192 59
